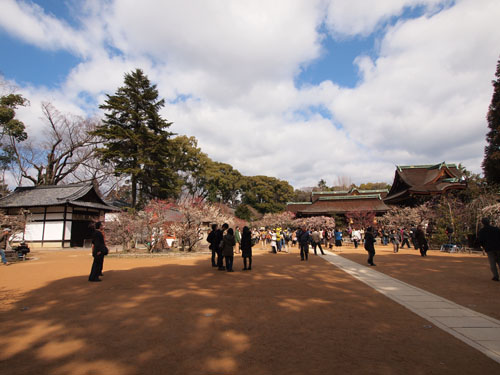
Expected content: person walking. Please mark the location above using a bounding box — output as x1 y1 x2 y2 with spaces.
351 228 361 249
415 225 429 257
298 227 310 261
381 227 389 246
389 229 400 253
276 228 282 252
222 228 236 272
207 224 219 267
364 227 376 266
89 221 108 282
241 226 253 270
311 229 325 255
260 230 267 249
335 229 343 248
270 231 277 253
0 228 11 266
478 217 500 281
401 228 411 248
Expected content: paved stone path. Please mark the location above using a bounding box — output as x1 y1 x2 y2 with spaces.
321 251 500 364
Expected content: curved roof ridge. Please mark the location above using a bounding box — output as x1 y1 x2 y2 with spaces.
56 183 94 201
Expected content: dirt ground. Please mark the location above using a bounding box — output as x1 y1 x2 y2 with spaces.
1 244 499 375
337 243 500 320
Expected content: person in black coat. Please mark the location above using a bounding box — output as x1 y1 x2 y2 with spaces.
478 217 500 281
297 227 310 261
89 221 108 282
215 223 229 270
364 227 376 266
415 225 429 257
207 224 218 267
241 226 253 270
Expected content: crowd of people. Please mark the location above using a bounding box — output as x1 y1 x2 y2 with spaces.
84 217 499 284
207 224 256 272
205 224 433 271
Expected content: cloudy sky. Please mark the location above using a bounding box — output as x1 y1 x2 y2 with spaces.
1 0 499 189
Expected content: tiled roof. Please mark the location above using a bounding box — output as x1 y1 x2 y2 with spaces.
287 194 389 215
385 162 465 204
0 183 118 211
299 197 389 214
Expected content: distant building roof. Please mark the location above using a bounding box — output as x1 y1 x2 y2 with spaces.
287 189 390 217
384 162 466 205
0 183 118 211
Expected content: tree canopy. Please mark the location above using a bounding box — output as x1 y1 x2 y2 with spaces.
483 57 500 184
94 69 176 208
241 175 294 214
0 93 28 170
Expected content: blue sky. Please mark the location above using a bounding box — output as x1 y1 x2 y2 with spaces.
1 0 499 188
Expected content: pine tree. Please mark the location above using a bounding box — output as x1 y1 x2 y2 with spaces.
483 57 500 184
0 93 28 168
95 69 178 208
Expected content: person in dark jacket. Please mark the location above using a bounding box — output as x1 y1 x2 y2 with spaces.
215 223 229 270
478 217 500 281
415 225 429 257
89 221 107 282
241 226 253 270
389 229 400 253
207 224 218 267
401 228 411 248
364 227 376 266
222 228 236 272
297 227 310 261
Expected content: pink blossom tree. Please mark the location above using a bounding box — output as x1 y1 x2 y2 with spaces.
293 216 335 230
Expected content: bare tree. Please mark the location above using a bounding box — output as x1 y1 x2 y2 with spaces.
8 103 105 186
333 175 353 191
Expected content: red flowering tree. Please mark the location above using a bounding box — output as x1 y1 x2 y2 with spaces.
137 200 177 252
378 204 431 230
345 211 375 229
166 197 233 252
105 198 237 252
254 211 295 229
105 210 142 251
293 216 335 230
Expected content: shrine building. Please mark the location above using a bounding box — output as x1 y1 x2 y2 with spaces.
384 162 466 206
286 188 390 218
0 183 118 247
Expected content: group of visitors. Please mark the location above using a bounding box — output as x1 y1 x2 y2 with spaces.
207 223 254 272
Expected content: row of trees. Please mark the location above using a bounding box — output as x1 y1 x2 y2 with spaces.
105 198 240 252
0 71 294 215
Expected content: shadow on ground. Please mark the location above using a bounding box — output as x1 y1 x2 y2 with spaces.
1 251 499 375
339 247 500 320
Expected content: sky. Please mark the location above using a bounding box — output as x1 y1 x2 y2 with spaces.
1 0 499 189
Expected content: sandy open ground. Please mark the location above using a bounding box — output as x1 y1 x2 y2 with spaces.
1 244 499 374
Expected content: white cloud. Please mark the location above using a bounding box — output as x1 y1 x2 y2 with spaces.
0 0 94 57
103 0 324 94
1 0 499 188
328 0 500 170
324 0 451 37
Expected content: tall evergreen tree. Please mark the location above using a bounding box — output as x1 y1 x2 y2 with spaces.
483 57 500 184
0 93 28 169
94 69 176 208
